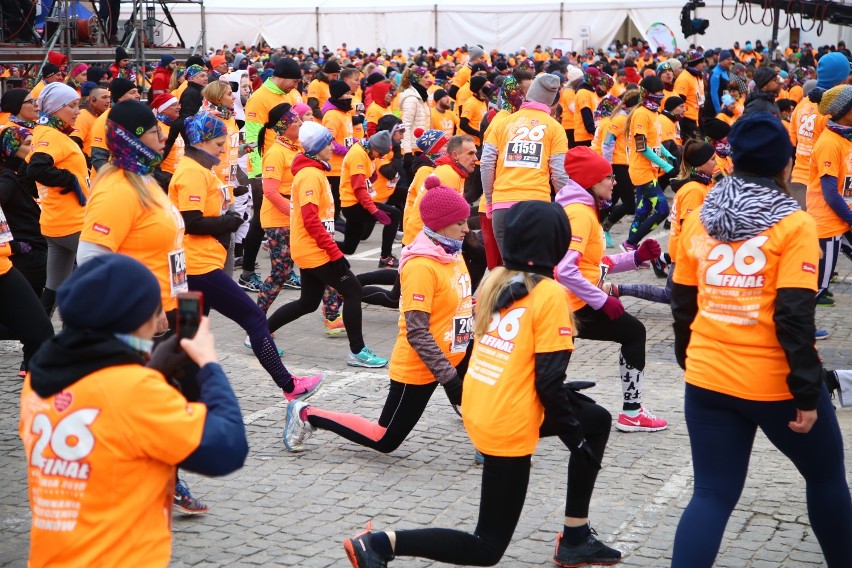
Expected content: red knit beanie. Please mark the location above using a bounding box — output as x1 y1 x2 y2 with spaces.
419 176 470 231
563 146 612 190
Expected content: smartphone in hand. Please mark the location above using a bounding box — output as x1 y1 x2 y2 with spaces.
176 292 203 340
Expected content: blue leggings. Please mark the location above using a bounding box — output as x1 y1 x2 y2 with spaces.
188 269 293 391
672 383 852 568
627 180 669 245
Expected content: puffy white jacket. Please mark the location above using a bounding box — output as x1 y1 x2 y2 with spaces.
399 86 429 154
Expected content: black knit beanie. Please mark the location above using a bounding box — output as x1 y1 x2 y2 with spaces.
0 89 28 115
108 100 157 137
502 201 571 277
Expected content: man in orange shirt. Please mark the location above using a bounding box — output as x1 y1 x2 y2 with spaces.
71 84 110 163
674 50 706 141
21 254 247 568
430 88 458 137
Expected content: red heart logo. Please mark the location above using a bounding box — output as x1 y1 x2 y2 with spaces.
54 391 73 413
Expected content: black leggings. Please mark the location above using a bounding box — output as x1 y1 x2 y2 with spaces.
240 180 264 273
11 248 47 297
0 267 54 367
339 202 401 258
307 345 472 453
573 304 645 370
604 164 635 229
392 395 612 565
267 261 365 354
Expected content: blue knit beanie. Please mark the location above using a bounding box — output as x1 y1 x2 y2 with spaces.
58 254 162 333
728 112 794 177
816 52 851 90
298 121 334 156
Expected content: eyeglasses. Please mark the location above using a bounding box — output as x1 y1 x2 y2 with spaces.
22 99 38 106
606 174 616 181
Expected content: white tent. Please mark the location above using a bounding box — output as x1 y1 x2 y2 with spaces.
152 0 852 54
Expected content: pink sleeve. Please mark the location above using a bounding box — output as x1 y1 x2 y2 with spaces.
262 178 291 215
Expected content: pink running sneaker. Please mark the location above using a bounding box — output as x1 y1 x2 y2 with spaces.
284 373 324 402
616 407 668 432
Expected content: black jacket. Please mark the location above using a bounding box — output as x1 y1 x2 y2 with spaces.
0 158 47 252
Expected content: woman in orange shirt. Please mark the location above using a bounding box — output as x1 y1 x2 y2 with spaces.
171 113 323 402
0 88 39 131
283 178 473 452
601 90 639 245
341 201 618 568
27 82 89 316
670 112 852 568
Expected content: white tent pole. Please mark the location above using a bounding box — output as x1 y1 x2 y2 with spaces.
315 6 320 52
434 4 438 49
560 2 564 37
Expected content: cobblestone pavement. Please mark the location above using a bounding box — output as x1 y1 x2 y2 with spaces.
0 218 850 568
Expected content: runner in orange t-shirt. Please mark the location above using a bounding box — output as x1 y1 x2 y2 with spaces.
600 91 640 242
267 121 388 369
341 201 620 568
670 113 851 567
171 112 323 401
21 254 247 568
283 180 474 453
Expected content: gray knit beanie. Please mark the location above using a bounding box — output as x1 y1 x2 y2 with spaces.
525 73 561 106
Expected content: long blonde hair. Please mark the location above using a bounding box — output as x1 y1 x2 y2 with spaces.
94 164 160 210
473 268 574 339
202 81 230 106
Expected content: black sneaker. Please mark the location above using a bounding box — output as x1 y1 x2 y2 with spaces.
238 273 263 292
651 257 668 278
817 291 835 307
553 529 621 567
344 523 390 567
378 255 399 269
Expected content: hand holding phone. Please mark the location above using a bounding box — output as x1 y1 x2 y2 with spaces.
176 292 203 339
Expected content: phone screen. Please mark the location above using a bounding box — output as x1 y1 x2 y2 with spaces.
176 292 203 339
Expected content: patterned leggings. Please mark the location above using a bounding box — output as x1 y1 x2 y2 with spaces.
257 227 342 321
627 180 669 245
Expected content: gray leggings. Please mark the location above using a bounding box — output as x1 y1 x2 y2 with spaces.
45 232 80 291
491 208 509 257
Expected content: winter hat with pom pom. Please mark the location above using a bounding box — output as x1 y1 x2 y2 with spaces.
419 175 470 231
415 128 450 156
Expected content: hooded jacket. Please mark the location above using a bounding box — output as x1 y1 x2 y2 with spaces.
554 179 640 309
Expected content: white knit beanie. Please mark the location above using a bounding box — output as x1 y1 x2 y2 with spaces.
38 83 80 116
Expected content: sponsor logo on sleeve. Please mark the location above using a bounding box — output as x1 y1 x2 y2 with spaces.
559 327 573 336
413 294 425 301
305 190 313 196
265 166 275 171
188 195 201 202
802 262 816 273
571 236 583 243
92 223 110 235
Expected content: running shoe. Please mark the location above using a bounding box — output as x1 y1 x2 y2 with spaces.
348 347 389 368
344 522 390 568
816 329 831 340
174 479 208 515
261 239 270 251
604 231 616 249
283 373 324 402
238 272 263 292
651 257 668 278
817 292 835 307
283 399 314 452
619 240 638 253
378 254 399 269
394 230 404 243
831 271 839 283
243 335 284 357
615 407 668 432
282 272 301 290
474 449 485 465
553 528 621 567
325 315 346 336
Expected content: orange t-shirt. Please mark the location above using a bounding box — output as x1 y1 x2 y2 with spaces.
461 97 487 146
463 278 574 457
788 84 803 104
366 102 391 131
667 180 711 260
390 255 473 384
451 65 472 91
339 143 376 208
169 157 227 275
260 139 300 229
89 108 109 151
29 125 91 238
789 97 828 185
372 152 398 204
563 201 606 311
82 169 186 312
560 88 575 130
806 129 852 238
0 239 12 276
608 113 629 165
455 83 473 112
71 108 97 157
322 109 354 177
159 120 184 174
213 117 240 191
307 79 331 109
673 208 819 402
674 72 704 121
290 164 336 269
402 165 435 245
659 114 681 144
573 89 599 142
20 366 206 568
491 109 568 204
431 107 459 137
591 116 610 156
627 106 664 186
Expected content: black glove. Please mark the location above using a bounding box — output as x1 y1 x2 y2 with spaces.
222 211 244 232
329 256 350 279
59 176 87 206
403 152 414 177
147 335 192 386
442 375 463 406
232 185 250 197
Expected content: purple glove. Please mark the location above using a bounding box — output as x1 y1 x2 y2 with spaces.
372 208 392 226
600 295 625 320
635 239 661 264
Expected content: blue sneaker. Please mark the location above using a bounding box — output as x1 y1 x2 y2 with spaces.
604 231 616 248
347 347 388 368
244 335 284 356
474 450 485 465
816 329 831 340
282 272 301 290
238 272 263 292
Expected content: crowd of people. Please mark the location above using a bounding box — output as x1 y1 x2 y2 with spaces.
2 33 852 568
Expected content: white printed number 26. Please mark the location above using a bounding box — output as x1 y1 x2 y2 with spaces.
487 307 527 341
705 235 769 285
30 409 100 467
510 124 547 142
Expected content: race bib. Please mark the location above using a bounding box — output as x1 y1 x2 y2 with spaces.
344 137 355 148
219 184 231 214
504 140 543 169
0 205 13 244
322 220 335 235
843 176 852 206
168 249 188 296
367 178 376 197
451 315 473 353
387 175 399 189
597 262 609 288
